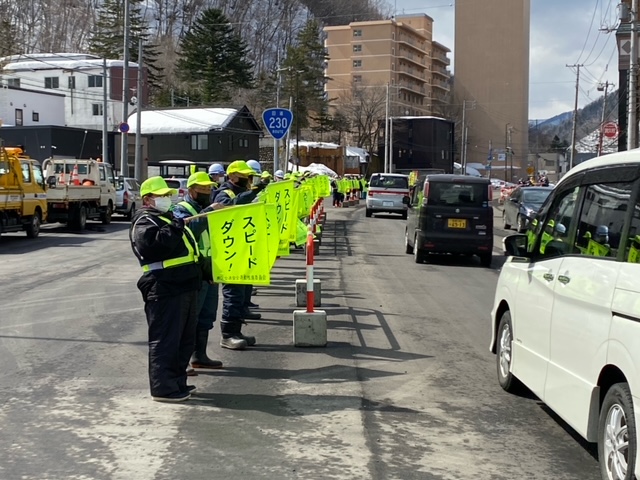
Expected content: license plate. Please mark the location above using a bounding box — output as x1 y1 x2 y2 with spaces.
383 201 394 207
448 218 467 229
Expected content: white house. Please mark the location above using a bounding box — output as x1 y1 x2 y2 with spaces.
0 53 144 131
0 85 65 127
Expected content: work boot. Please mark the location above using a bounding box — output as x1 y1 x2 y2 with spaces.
238 332 256 347
190 329 223 369
220 336 248 350
242 309 261 320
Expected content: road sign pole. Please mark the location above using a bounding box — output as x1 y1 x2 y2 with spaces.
262 108 293 174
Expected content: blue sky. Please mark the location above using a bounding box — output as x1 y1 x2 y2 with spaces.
392 0 620 120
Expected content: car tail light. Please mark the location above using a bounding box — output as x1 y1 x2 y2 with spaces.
179 188 186 198
423 181 430 201
487 185 493 201
123 191 129 206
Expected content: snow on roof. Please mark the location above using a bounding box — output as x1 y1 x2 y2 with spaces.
392 115 450 122
288 141 341 152
346 146 370 163
128 108 239 134
2 53 138 71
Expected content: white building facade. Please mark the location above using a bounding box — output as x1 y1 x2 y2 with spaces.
0 53 143 131
0 86 65 127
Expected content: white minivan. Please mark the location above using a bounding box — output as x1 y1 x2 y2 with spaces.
490 150 640 480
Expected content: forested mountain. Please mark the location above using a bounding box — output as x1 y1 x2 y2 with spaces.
529 90 618 153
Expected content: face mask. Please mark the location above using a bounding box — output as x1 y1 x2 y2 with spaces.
153 196 172 213
235 177 249 188
196 192 210 207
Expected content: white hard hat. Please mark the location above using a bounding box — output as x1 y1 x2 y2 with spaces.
274 169 285 179
246 159 262 174
208 163 225 175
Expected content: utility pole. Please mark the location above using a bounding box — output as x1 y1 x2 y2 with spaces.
134 39 143 181
389 117 394 173
120 0 130 176
102 58 108 166
384 83 390 173
504 123 510 182
459 100 475 173
274 54 281 174
629 0 639 150
566 63 583 170
507 125 514 181
597 81 614 156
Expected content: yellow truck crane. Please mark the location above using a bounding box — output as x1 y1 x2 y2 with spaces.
0 146 48 238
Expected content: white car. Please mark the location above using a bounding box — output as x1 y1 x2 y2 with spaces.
490 149 640 480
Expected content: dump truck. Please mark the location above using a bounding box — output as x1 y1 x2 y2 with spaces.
42 158 116 230
0 146 48 238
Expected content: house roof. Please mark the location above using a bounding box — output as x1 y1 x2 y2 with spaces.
127 107 257 135
346 146 370 163
1 53 138 71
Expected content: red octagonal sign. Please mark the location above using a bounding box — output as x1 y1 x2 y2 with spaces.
603 122 619 139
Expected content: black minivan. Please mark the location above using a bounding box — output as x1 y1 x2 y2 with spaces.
404 174 494 267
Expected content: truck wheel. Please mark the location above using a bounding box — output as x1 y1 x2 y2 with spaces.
73 204 87 230
101 201 113 225
26 211 41 239
125 203 135 221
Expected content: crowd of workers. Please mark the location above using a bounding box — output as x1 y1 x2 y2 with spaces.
129 159 298 403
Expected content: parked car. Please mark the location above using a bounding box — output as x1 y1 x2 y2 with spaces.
365 173 410 219
498 183 517 204
404 174 494 266
502 186 553 232
115 177 141 220
490 150 640 480
165 178 189 204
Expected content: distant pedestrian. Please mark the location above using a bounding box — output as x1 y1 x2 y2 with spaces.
129 176 201 403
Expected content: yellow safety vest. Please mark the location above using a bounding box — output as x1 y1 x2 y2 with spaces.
178 201 212 257
224 189 237 199
137 214 199 272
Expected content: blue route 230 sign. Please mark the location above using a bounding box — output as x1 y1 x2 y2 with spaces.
262 108 293 141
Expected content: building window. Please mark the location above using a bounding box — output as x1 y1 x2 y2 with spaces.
68 76 76 89
191 134 209 150
44 77 59 89
353 44 362 52
392 63 395 71
7 78 20 87
353 59 362 68
92 104 103 116
238 138 248 148
353 29 362 37
15 109 23 126
88 75 103 88
32 112 39 122
353 75 362 83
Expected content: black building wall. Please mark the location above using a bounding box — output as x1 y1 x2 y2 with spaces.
378 117 455 173
0 126 115 165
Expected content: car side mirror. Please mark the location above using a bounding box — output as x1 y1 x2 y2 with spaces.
402 196 410 205
503 233 529 258
509 197 518 202
46 176 57 188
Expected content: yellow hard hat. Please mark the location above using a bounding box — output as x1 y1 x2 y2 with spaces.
187 171 216 188
226 160 256 176
140 176 177 197
261 171 272 179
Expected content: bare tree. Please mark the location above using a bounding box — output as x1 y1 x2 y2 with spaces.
336 82 387 154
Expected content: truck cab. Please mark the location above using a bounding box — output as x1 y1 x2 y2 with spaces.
0 147 48 238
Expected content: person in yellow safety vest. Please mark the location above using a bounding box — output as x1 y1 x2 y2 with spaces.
172 171 226 372
210 160 268 350
628 234 640 263
129 176 202 403
539 219 566 254
585 225 610 257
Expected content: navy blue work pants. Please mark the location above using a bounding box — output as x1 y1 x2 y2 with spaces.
221 283 245 337
196 281 219 331
144 291 197 397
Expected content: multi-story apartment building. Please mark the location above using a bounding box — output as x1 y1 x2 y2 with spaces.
454 1 530 179
324 14 451 117
0 53 144 131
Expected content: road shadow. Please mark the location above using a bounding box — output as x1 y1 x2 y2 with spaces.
538 403 599 461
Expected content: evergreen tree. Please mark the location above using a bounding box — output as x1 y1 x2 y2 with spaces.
176 8 254 104
88 0 163 101
283 19 330 133
0 7 18 58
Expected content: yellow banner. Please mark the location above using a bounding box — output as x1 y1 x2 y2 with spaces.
208 203 271 285
265 203 279 269
288 189 300 242
265 179 295 242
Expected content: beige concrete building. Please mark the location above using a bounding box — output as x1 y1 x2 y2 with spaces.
324 14 451 117
454 0 530 181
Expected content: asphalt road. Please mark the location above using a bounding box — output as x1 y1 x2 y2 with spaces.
0 205 601 480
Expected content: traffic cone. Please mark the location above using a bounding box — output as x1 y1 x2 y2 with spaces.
59 170 66 185
71 164 80 185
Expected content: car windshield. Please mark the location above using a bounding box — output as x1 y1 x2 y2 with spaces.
428 182 487 206
523 189 551 204
370 176 408 189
